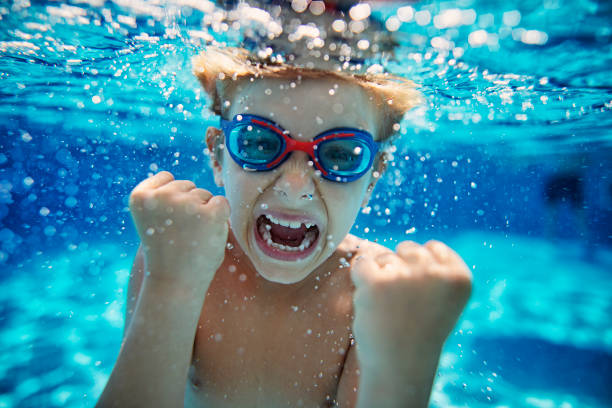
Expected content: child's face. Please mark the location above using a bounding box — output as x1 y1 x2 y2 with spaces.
214 77 382 284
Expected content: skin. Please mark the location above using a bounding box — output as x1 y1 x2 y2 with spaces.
96 77 472 408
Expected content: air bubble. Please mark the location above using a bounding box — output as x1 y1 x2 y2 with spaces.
44 226 56 237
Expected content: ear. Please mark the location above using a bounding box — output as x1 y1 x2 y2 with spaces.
206 126 225 187
361 150 389 208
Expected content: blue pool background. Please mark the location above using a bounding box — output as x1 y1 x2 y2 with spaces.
1 0 611 407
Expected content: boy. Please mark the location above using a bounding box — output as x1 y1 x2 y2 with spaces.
97 47 472 407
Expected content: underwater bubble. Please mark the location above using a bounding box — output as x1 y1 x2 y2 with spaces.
385 17 400 32
397 6 414 22
309 1 325 16
65 197 77 207
146 227 154 235
415 10 431 26
502 10 521 27
44 226 56 236
357 39 369 50
521 30 548 45
291 0 308 13
349 3 371 21
349 20 365 34
331 20 346 33
23 177 34 187
39 207 50 216
239 273 247 282
468 30 488 47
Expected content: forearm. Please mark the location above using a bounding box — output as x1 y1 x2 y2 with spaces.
96 276 207 408
356 345 442 408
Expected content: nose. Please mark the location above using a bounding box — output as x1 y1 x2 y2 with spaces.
273 152 316 203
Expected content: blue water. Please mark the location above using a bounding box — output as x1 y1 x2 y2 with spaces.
1 0 611 407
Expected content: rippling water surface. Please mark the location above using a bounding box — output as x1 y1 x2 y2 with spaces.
0 0 611 407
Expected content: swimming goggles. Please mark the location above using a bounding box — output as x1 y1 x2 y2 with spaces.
220 114 379 182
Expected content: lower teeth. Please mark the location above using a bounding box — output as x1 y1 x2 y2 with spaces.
258 224 314 252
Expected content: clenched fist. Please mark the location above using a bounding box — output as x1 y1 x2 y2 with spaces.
350 239 472 372
129 171 230 290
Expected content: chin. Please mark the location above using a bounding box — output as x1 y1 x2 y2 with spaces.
255 266 311 284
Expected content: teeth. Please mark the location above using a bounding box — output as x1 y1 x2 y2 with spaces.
258 222 316 252
264 214 316 230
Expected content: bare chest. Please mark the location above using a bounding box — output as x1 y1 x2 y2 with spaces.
186 271 353 407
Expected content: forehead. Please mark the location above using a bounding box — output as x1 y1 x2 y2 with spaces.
225 76 380 140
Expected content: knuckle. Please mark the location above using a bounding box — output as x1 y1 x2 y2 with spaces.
157 170 174 179
424 240 449 255
396 240 418 252
408 246 430 264
374 251 397 268
129 189 147 207
397 240 426 255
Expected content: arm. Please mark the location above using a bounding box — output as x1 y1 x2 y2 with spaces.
96 172 229 407
96 263 209 407
336 337 441 408
123 245 145 337
340 240 471 408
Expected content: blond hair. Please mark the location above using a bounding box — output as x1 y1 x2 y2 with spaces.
193 47 422 143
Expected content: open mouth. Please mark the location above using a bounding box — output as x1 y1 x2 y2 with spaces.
254 213 320 261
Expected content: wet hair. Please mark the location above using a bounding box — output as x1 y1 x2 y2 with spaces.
193 47 422 145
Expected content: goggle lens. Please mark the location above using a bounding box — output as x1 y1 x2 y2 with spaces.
228 124 283 165
317 138 372 175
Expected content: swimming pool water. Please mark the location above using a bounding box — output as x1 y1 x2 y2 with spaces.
1 0 611 407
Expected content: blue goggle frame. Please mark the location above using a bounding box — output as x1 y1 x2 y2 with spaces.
220 114 379 183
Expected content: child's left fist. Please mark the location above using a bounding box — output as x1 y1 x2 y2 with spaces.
350 240 472 369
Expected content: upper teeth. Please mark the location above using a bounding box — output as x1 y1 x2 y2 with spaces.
265 214 314 229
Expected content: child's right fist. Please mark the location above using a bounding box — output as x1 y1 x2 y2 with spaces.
129 171 230 289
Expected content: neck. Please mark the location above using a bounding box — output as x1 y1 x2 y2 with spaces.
223 230 320 304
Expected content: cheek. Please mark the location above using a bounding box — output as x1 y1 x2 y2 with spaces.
325 181 369 223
